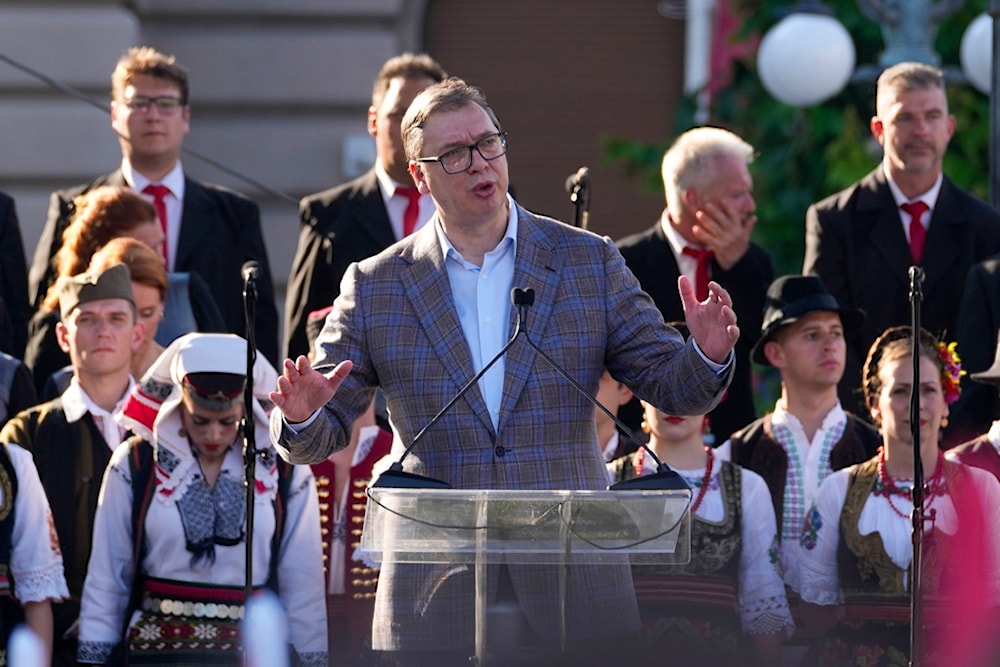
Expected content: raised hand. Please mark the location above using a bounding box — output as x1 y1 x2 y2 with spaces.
678 275 739 364
269 356 353 423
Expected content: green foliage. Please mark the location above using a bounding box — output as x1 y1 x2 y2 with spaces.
602 0 992 279
603 0 992 412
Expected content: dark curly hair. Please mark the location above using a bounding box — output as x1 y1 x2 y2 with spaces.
861 326 944 412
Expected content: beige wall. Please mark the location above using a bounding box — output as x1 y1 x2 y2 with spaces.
425 0 684 239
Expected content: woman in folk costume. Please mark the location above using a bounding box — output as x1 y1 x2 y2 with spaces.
798 326 1000 666
0 442 69 666
76 333 327 666
608 397 794 666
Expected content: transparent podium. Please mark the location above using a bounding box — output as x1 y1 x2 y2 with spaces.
361 487 692 665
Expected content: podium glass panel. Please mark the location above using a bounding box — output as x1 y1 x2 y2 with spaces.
361 488 692 565
361 487 692 664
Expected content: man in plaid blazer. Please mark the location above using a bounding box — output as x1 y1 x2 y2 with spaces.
270 78 739 665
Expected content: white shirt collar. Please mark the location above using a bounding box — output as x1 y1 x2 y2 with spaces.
660 209 696 256
771 400 847 442
123 160 186 200
883 166 943 211
374 159 417 197
602 431 621 463
435 193 518 262
352 425 382 468
61 376 135 448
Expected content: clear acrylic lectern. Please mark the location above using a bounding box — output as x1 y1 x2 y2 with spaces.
361 487 692 665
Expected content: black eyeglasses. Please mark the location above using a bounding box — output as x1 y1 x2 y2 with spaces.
416 132 508 174
123 95 186 115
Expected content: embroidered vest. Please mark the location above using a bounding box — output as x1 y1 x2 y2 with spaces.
3 400 114 597
728 412 880 533
623 458 743 580
837 457 985 601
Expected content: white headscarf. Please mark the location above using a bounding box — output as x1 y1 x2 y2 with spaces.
117 332 280 503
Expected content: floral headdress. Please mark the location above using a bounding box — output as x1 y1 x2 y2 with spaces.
937 340 964 405
863 326 964 409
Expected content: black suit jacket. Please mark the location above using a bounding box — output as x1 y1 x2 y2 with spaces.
0 192 29 358
950 256 1000 445
616 222 772 444
803 167 1000 417
283 169 395 359
27 170 279 364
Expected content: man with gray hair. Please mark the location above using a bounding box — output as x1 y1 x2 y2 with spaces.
617 126 773 446
804 61 1000 421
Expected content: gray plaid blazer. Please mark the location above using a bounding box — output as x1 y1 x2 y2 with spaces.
272 203 732 651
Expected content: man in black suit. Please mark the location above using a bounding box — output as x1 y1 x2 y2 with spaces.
950 258 1000 444
27 46 280 364
283 53 448 360
804 61 1000 420
0 191 30 358
617 126 773 445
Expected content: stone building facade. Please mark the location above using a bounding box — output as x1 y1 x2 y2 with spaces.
0 0 684 339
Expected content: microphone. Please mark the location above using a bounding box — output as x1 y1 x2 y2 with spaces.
565 166 590 194
908 265 924 302
242 260 261 282
565 167 591 230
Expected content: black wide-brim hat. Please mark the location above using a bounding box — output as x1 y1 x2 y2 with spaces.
971 331 1000 385
751 275 865 366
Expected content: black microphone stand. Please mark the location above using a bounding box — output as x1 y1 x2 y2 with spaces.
908 265 925 667
566 167 591 230
242 269 258 602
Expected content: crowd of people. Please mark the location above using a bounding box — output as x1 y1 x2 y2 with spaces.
0 43 997 667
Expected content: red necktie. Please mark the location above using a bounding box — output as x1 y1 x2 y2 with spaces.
142 183 171 265
901 200 928 265
395 186 421 237
682 246 714 301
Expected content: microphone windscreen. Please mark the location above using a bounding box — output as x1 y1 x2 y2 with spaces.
241 260 261 282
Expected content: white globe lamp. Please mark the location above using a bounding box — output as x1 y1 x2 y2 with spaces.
961 12 992 95
758 12 856 106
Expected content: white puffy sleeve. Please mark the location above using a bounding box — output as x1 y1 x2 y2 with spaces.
738 468 794 638
7 444 69 604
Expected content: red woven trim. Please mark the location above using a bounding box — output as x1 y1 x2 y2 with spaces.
843 594 965 624
141 578 246 604
632 574 738 610
842 596 910 622
120 389 161 432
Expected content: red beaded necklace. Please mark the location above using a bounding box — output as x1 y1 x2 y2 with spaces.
636 446 714 514
874 446 946 518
